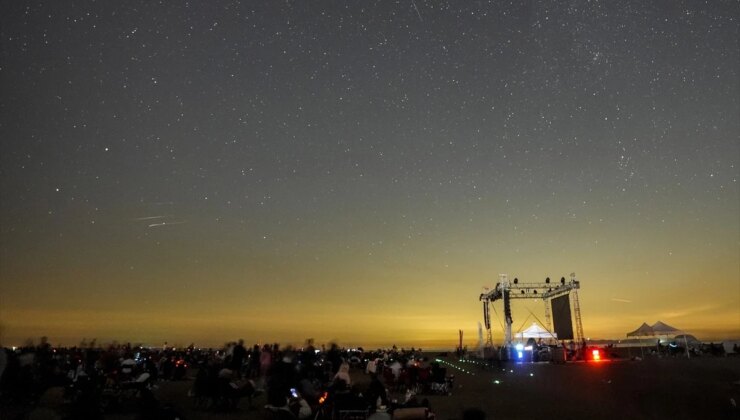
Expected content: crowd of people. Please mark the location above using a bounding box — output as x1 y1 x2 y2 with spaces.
0 337 198 418
2 336 736 419
653 340 734 358
191 340 446 420
0 337 451 420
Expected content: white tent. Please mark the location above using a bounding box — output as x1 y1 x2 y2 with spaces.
518 322 557 340
626 322 654 338
651 321 683 337
626 322 656 358
626 321 691 359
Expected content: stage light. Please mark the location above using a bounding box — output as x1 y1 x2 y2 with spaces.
592 349 601 361
518 351 523 359
515 343 524 351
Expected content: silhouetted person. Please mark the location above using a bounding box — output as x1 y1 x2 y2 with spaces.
335 384 369 411
267 353 296 407
249 344 261 378
260 344 272 380
365 374 388 408
327 343 342 374
232 339 247 377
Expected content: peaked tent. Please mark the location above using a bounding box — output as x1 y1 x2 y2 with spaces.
626 322 655 358
651 321 682 335
626 321 690 359
518 322 557 340
627 322 654 337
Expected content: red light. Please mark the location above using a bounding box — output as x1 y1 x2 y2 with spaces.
592 349 601 360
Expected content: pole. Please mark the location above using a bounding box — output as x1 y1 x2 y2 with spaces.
459 329 463 354
684 335 690 359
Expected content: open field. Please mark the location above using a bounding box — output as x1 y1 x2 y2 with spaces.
139 355 740 420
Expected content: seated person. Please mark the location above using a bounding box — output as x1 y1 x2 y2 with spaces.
335 383 369 412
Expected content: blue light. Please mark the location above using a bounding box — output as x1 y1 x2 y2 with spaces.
515 343 524 351
517 351 523 359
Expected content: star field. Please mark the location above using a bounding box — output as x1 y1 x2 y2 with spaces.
1 0 738 347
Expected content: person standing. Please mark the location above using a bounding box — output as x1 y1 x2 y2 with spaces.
249 344 261 378
232 339 247 378
260 344 273 385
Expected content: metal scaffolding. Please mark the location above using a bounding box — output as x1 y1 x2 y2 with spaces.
479 273 583 350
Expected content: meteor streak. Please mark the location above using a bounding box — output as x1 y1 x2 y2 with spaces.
148 221 185 228
133 215 167 221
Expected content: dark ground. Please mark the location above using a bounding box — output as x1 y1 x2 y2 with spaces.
15 354 740 420
144 355 740 420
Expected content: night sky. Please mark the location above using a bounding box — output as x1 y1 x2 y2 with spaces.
1 1 738 348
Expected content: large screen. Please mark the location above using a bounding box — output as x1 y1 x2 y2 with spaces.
552 295 574 340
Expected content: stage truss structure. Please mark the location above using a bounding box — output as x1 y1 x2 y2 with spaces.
479 273 584 349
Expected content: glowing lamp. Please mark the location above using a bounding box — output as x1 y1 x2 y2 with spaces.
592 349 601 361
515 343 524 351
517 351 523 359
